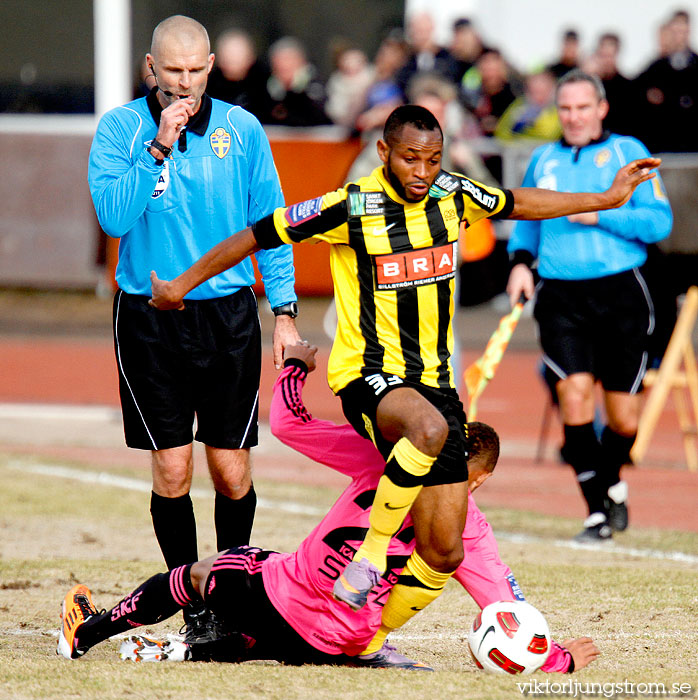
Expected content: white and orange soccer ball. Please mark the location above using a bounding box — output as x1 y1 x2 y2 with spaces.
467 601 551 675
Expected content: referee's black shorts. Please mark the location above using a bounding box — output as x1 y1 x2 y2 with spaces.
338 373 469 486
113 287 261 451
534 267 654 393
203 546 347 666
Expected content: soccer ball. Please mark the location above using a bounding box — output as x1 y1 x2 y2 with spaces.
467 601 551 675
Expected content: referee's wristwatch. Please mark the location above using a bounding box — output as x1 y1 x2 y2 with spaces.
272 302 298 319
148 139 172 164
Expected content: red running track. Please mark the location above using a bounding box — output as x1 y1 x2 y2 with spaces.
1 337 696 532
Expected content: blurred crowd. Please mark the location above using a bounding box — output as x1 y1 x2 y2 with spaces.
178 7 698 167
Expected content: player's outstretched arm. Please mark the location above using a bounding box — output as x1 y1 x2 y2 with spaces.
149 228 260 310
562 637 600 671
508 157 661 221
270 343 387 477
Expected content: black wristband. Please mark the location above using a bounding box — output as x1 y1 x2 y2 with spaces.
509 249 535 271
283 357 308 374
566 650 575 673
149 139 172 159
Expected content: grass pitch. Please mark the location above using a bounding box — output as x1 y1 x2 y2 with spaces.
1 454 696 700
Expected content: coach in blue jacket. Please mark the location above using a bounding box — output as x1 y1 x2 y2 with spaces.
88 15 299 640
507 69 672 542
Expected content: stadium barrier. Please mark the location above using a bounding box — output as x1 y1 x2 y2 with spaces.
0 116 696 296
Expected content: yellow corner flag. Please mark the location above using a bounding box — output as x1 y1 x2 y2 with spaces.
464 300 525 420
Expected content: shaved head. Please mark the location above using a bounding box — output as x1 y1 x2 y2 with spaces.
150 15 210 58
146 15 213 111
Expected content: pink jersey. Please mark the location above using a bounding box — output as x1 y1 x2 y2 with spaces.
261 364 572 671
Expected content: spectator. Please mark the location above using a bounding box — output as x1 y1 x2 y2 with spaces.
657 20 677 59
587 33 635 136
634 10 698 152
324 44 374 129
461 48 518 182
206 29 269 120
262 36 330 126
354 30 408 134
395 11 454 98
494 69 561 142
346 31 409 181
548 29 581 79
461 49 517 137
447 18 487 84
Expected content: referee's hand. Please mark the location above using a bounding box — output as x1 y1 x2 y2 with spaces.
149 271 186 311
506 264 534 309
273 315 301 369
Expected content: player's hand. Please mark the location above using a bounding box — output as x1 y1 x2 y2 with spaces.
272 315 301 370
284 341 318 372
606 157 661 208
568 211 599 225
156 97 195 148
149 271 186 310
563 637 600 671
506 263 535 309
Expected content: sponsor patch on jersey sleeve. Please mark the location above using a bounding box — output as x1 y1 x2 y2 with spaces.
429 171 461 198
284 196 324 226
460 178 500 212
348 191 387 216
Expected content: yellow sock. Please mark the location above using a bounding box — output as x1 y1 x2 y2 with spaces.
362 551 453 655
354 438 435 573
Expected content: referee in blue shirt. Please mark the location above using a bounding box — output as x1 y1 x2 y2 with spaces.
88 15 299 640
507 70 673 542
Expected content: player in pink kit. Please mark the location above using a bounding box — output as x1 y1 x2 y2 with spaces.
57 345 598 672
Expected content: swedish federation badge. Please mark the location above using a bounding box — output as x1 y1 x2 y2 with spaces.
210 127 231 159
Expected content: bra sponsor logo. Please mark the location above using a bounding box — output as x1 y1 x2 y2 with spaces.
374 243 456 290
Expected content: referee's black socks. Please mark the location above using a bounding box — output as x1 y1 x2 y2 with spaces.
600 426 635 491
150 491 199 569
562 423 607 517
215 485 257 550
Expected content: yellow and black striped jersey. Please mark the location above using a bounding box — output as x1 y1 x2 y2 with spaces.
253 166 513 393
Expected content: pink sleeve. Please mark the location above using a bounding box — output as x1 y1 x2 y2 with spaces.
456 496 572 673
452 497 519 609
541 641 573 673
270 363 385 479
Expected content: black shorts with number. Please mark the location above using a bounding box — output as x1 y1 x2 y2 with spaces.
338 373 469 486
203 546 347 666
534 267 653 393
113 288 261 451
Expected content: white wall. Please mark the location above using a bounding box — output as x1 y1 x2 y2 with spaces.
406 0 698 77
